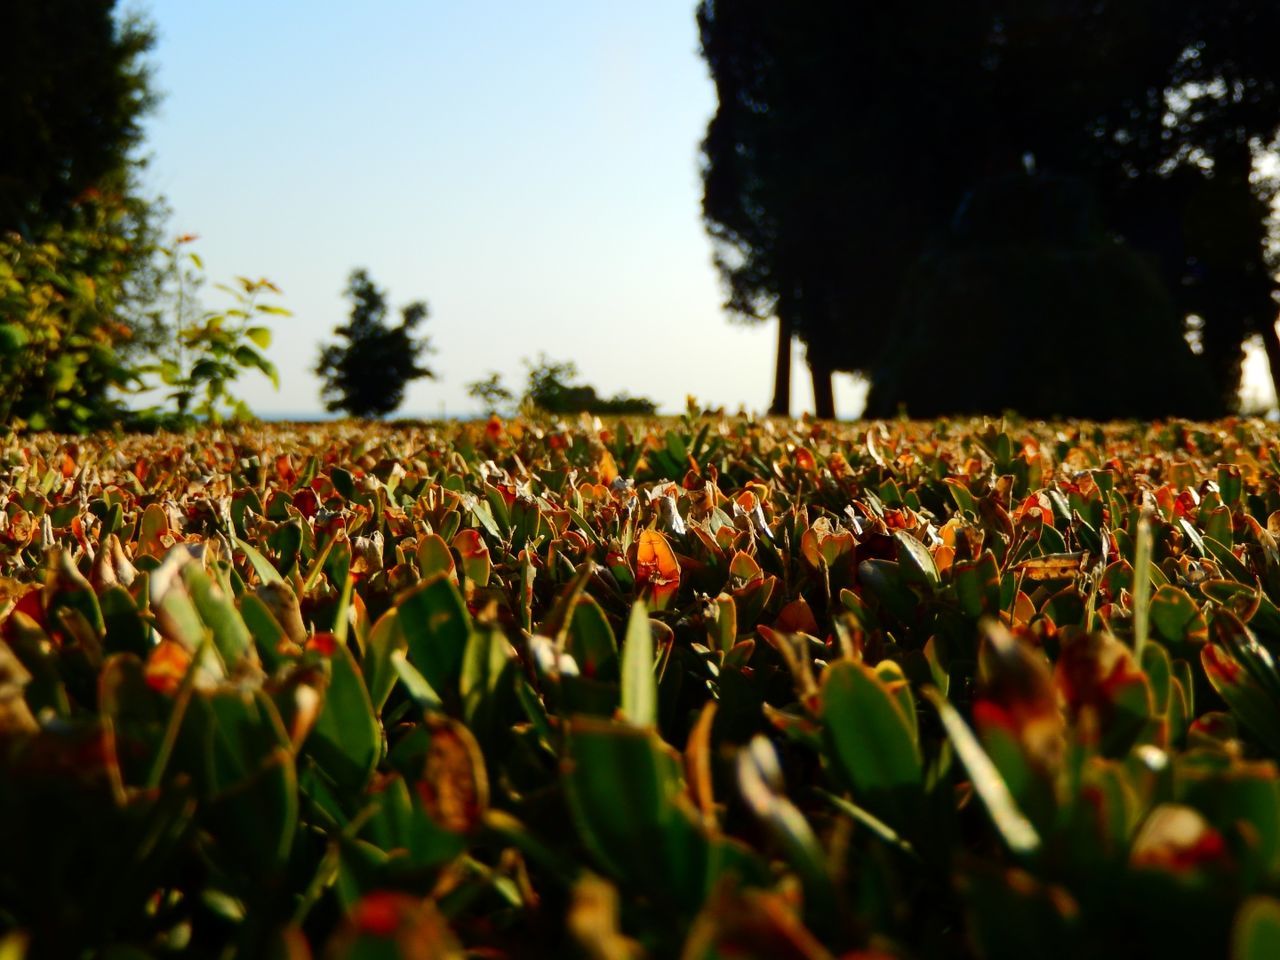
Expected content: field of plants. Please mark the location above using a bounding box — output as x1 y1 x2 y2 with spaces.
6 414 1280 958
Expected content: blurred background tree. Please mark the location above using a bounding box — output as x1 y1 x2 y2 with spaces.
0 0 173 430
1 0 166 348
865 175 1218 418
316 269 435 418
466 372 516 417
698 0 1280 418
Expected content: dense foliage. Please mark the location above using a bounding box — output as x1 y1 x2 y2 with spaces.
0 197 140 432
0 215 286 433
698 1 1280 417
0 4 286 433
0 0 155 235
1 0 167 364
316 270 434 419
864 175 1217 419
7 416 1280 957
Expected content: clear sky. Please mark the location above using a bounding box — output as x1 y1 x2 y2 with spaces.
139 0 869 418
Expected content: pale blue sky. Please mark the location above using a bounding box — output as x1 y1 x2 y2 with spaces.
140 1 869 417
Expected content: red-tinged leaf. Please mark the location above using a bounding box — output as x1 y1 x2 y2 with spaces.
635 529 680 610
416 714 488 833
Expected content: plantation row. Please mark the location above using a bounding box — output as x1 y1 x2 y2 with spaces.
4 415 1280 957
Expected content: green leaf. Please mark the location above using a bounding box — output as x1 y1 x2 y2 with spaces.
397 572 471 697
184 563 254 669
48 548 105 639
895 531 940 588
234 535 284 585
239 592 289 671
953 551 1002 619
738 737 838 923
364 608 407 712
245 325 272 348
460 627 514 745
308 639 381 795
1149 584 1208 648
1233 897 1280 960
819 659 922 828
567 594 619 682
858 559 919 623
206 747 298 881
390 649 444 712
415 533 455 580
99 586 149 658
923 686 1040 855
620 599 656 727
819 788 918 860
563 717 706 901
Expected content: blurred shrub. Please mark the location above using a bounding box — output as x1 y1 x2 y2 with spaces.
523 355 656 416
0 208 286 433
0 194 138 432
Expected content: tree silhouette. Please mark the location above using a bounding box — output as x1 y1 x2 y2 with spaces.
316 270 434 418
0 0 156 235
0 1 171 430
697 1 1280 417
865 174 1216 419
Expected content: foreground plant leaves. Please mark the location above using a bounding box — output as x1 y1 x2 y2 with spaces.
6 417 1280 957
819 659 922 830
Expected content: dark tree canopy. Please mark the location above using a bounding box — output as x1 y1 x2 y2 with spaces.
0 0 165 431
316 270 434 419
0 0 156 234
697 0 1280 418
865 175 1217 419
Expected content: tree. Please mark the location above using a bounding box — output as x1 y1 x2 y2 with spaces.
316 270 434 418
697 1 989 418
968 1 1280 412
697 1 1280 417
865 174 1216 419
0 0 156 234
0 0 164 346
0 1 171 430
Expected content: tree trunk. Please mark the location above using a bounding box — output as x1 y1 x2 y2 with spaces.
1261 316 1280 412
768 314 792 416
810 355 835 420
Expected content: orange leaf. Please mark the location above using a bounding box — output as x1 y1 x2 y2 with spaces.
145 639 191 696
598 449 619 486
636 529 680 610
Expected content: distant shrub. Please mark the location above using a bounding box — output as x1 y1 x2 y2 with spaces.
466 371 516 416
523 355 656 415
